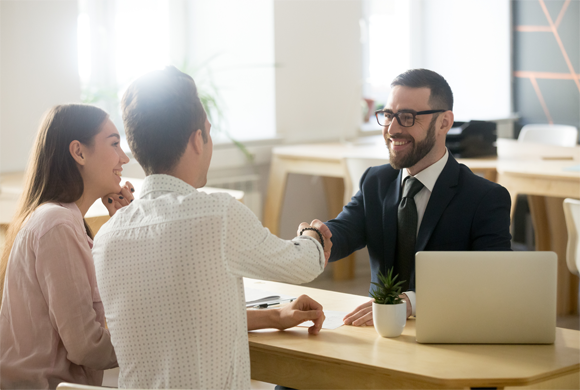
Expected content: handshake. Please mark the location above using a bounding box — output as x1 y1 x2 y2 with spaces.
297 219 333 264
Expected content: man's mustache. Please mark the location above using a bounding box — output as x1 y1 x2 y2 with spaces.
386 134 414 142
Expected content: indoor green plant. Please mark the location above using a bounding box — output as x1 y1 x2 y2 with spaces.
370 267 407 337
179 59 254 162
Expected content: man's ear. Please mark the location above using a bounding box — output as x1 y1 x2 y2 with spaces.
190 129 204 154
69 140 86 165
439 111 455 135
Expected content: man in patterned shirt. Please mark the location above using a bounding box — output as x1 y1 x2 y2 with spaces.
93 66 332 389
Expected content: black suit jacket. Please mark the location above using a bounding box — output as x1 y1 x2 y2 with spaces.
326 154 512 293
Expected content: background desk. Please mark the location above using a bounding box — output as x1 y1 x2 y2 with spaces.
246 279 580 390
497 160 580 315
0 172 244 237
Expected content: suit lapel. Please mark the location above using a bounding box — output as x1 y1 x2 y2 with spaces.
383 170 402 274
416 155 460 251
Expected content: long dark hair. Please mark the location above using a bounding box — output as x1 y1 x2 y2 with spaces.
0 104 108 302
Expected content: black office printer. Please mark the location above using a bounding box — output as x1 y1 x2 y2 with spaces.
445 120 497 158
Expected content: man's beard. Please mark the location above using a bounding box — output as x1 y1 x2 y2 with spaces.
387 116 437 170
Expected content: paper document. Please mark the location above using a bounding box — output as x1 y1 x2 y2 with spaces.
297 310 347 330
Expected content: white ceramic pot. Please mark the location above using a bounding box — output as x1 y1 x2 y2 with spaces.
372 301 407 338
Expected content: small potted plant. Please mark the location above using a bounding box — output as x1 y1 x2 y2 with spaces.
370 267 407 338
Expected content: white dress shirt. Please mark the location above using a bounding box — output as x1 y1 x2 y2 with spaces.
400 149 449 316
93 175 324 390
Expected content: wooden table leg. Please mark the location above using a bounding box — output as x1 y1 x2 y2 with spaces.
529 195 579 315
323 177 355 281
528 195 550 251
263 155 290 236
0 224 7 252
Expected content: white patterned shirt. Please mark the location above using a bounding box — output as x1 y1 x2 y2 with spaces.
93 174 324 389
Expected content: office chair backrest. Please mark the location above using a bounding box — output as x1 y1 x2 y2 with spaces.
563 198 580 276
345 157 388 196
518 124 578 147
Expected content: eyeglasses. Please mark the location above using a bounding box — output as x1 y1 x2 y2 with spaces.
375 109 446 128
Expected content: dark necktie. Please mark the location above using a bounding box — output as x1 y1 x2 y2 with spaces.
395 176 424 292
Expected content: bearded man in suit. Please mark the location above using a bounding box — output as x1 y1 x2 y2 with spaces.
315 68 512 325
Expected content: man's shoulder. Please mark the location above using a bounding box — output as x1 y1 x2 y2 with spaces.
95 191 234 238
361 163 399 186
456 162 505 192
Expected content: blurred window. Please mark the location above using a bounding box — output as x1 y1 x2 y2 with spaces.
77 0 275 143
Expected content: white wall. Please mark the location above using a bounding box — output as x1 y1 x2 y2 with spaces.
0 0 81 173
274 0 363 143
179 0 277 142
419 0 512 121
273 1 364 238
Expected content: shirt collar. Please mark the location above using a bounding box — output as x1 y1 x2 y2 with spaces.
139 174 198 199
60 202 85 223
401 148 449 192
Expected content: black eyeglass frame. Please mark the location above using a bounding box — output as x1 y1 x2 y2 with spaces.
374 109 447 128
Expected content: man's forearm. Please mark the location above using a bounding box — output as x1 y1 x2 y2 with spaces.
247 309 280 331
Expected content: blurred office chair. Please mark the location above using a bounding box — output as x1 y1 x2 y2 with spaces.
563 198 580 276
518 124 578 147
512 124 578 250
345 157 388 197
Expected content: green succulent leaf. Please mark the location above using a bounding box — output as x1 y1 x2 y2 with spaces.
370 267 406 306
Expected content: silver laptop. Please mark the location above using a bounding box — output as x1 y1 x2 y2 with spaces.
415 251 557 344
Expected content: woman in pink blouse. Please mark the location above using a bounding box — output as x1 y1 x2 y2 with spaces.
0 104 134 389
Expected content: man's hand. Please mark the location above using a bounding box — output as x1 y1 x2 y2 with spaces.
343 299 374 326
297 219 332 265
102 181 135 217
247 295 325 335
344 295 412 326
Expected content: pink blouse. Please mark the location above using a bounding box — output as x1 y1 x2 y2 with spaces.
0 202 117 390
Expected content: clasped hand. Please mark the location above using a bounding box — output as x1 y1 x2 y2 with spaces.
297 219 332 265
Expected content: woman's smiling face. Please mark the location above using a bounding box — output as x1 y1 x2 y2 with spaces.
80 118 130 198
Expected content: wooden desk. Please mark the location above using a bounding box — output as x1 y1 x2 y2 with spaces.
263 138 497 281
0 172 244 236
496 160 580 316
246 279 580 390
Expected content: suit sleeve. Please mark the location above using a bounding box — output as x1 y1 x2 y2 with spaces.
325 168 371 262
470 184 512 250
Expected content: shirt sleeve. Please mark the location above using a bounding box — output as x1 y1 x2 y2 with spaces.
223 198 324 283
35 224 117 370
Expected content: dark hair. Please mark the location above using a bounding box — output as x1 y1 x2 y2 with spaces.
121 66 207 175
391 69 453 111
0 104 108 302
